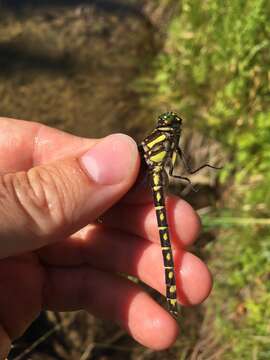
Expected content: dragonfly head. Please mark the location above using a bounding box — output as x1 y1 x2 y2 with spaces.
157 112 182 130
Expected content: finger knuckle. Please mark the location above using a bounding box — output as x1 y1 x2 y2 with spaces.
0 164 75 237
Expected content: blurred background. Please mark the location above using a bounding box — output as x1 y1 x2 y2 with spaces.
1 0 269 359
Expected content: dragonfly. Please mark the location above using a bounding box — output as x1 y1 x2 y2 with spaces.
139 112 220 317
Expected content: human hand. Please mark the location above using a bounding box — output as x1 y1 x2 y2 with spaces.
0 118 212 358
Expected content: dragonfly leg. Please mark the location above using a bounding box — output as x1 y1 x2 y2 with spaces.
177 147 222 174
168 160 198 192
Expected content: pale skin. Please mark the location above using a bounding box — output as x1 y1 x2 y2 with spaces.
0 118 212 358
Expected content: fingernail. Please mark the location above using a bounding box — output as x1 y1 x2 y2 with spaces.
80 134 138 185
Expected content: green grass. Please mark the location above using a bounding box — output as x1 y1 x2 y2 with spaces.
204 222 270 359
147 0 270 358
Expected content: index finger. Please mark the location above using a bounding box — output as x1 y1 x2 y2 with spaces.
0 117 96 174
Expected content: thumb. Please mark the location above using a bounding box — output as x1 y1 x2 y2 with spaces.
0 134 139 258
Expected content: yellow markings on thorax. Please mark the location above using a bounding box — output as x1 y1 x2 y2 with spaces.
172 150 177 166
150 151 166 163
147 134 166 148
157 127 173 131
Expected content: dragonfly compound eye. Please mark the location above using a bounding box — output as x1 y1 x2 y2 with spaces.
158 112 182 126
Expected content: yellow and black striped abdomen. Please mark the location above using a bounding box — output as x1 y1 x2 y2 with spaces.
150 168 178 317
140 127 178 316
140 112 218 318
